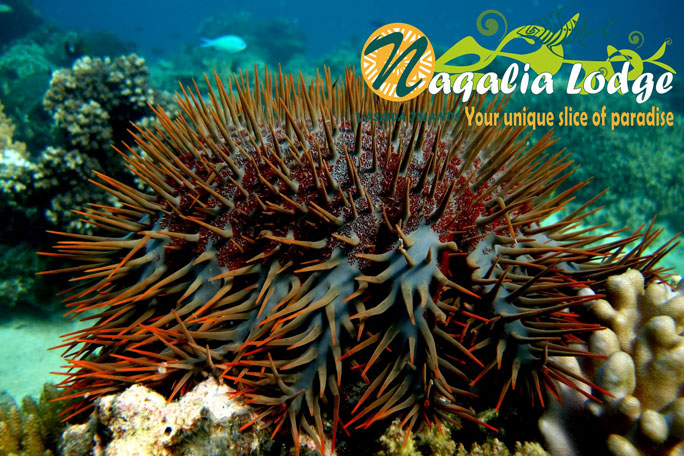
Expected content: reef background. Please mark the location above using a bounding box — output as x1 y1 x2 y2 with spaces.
0 0 681 454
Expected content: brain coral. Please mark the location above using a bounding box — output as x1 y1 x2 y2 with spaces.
46 68 673 454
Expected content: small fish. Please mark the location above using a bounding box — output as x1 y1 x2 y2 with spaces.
0 3 13 13
200 35 247 53
65 40 76 56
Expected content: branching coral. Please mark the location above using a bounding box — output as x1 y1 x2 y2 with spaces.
539 269 684 456
43 54 157 154
455 440 548 456
0 97 27 162
378 420 456 456
0 384 74 456
34 54 178 233
31 146 119 232
0 142 118 234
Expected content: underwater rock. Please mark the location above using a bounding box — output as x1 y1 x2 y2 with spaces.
59 378 273 456
539 269 684 456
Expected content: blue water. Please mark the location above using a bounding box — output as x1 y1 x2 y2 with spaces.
33 0 684 68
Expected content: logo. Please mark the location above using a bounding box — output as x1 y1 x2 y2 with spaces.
361 23 435 102
360 13 674 105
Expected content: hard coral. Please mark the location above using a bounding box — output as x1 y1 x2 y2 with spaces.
43 54 157 154
539 269 684 456
378 420 456 456
455 439 548 456
47 68 672 454
0 97 26 159
0 96 34 210
0 383 74 456
32 54 176 233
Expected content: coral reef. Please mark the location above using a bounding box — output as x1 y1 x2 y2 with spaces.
0 39 53 152
36 53 177 232
0 22 139 152
62 390 551 456
377 421 546 456
539 269 684 456
35 146 119 232
0 54 175 236
59 378 272 456
45 66 673 456
0 99 57 307
0 96 38 227
0 142 117 235
0 41 52 81
0 242 56 308
0 97 26 158
0 383 73 456
508 82 684 236
43 54 158 154
0 53 175 309
0 50 178 312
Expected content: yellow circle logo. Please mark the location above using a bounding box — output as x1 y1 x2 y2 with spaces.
361 23 435 102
